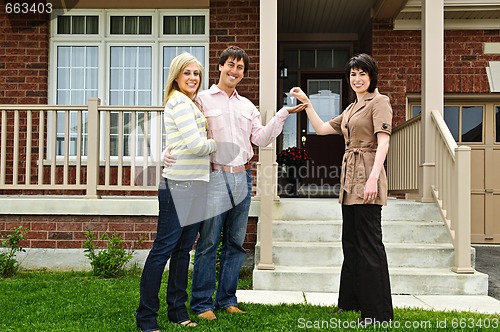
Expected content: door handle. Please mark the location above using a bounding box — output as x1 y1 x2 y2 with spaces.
301 136 306 147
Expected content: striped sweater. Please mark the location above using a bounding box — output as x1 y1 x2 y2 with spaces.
162 90 216 182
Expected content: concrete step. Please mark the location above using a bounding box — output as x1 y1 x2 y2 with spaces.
255 242 458 268
268 220 450 244
273 198 442 221
253 266 488 295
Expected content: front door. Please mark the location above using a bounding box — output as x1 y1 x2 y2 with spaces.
298 73 349 196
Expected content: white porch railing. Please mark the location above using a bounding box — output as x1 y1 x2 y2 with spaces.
430 109 474 273
0 98 164 197
387 111 474 274
387 114 420 193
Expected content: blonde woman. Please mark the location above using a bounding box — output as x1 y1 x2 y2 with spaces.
136 53 216 331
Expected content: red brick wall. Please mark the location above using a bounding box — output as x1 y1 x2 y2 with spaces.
372 19 500 127
208 0 261 177
0 6 49 104
208 0 260 104
0 214 258 250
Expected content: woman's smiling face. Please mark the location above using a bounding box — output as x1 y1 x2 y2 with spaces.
349 68 370 97
175 62 201 99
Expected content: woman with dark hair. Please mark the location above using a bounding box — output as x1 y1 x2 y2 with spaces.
291 53 394 326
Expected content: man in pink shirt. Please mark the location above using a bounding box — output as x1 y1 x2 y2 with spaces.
165 46 306 320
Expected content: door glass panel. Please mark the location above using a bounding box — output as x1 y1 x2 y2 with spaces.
461 106 483 142
306 80 341 134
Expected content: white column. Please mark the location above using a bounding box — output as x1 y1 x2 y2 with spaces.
419 0 443 202
256 0 277 270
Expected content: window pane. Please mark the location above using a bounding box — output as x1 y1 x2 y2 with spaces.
110 16 123 34
163 16 176 34
178 16 191 34
334 50 349 68
86 16 99 34
71 68 85 89
412 105 421 118
317 50 332 69
300 50 315 69
461 106 483 142
192 16 205 34
110 46 151 106
138 16 152 34
57 46 98 105
444 106 459 141
284 49 299 70
496 106 500 142
84 68 98 88
125 16 137 34
72 16 85 34
57 16 71 34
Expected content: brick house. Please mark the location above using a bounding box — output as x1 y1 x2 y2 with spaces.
1 0 499 292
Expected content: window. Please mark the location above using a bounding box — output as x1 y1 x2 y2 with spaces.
50 9 209 158
496 106 500 142
408 102 484 143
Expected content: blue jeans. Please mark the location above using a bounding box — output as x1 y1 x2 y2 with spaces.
136 179 201 331
190 169 252 313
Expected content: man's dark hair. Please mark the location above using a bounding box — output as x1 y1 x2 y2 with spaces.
218 46 249 74
345 53 379 93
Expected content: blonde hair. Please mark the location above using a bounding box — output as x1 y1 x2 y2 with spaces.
164 52 204 105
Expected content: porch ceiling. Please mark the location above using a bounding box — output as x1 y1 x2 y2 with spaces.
278 0 500 35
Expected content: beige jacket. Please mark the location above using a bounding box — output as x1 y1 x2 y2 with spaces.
328 91 393 205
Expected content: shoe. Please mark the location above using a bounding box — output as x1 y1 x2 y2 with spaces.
329 308 345 315
179 320 197 327
225 305 246 314
197 310 217 320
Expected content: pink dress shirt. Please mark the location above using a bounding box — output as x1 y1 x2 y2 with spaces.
197 84 289 166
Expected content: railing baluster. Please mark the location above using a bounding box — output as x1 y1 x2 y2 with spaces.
38 110 45 185
63 110 70 185
104 111 111 187
1 110 7 185
13 111 19 185
117 111 123 187
142 112 149 186
76 110 82 185
130 111 136 187
26 110 32 185
50 110 57 185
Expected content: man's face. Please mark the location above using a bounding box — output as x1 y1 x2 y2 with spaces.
218 57 245 89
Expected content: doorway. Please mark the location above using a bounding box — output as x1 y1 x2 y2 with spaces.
297 73 349 196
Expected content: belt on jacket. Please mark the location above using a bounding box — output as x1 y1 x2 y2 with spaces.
211 163 250 173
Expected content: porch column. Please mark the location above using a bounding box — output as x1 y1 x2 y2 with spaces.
86 97 101 199
256 0 277 270
419 0 443 203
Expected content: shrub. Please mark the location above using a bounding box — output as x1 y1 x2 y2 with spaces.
83 231 135 278
0 226 28 278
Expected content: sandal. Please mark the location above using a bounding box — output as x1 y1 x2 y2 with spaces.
179 320 197 327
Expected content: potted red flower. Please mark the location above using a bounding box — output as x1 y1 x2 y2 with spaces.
277 146 311 167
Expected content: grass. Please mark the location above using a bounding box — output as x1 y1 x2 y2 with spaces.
0 270 498 332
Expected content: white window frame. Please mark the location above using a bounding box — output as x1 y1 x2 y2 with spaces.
48 9 209 163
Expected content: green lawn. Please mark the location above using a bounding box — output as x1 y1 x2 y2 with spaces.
0 271 498 331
